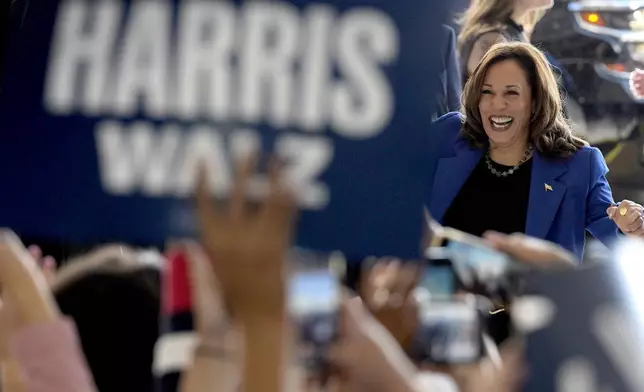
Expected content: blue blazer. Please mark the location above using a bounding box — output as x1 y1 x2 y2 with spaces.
426 113 621 261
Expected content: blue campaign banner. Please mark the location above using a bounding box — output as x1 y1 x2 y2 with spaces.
519 240 644 392
0 0 454 259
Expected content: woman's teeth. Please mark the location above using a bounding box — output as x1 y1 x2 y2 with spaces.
490 116 513 129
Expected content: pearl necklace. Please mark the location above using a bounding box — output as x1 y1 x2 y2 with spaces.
485 145 533 177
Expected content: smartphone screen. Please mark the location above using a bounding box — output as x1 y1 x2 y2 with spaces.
430 228 516 288
288 251 340 371
417 255 457 301
289 270 340 344
447 240 511 276
413 299 482 364
420 266 454 296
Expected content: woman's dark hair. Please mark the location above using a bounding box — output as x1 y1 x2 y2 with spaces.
460 42 588 158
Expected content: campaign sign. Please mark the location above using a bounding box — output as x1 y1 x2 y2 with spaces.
518 240 644 392
0 0 453 258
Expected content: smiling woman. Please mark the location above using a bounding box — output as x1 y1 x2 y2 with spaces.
425 42 644 263
461 42 585 161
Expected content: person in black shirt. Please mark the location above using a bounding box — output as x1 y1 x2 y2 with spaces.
442 150 532 238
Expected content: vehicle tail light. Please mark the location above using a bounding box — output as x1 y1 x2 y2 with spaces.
605 63 628 73
581 11 606 27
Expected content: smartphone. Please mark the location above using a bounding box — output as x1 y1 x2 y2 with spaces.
416 250 459 301
427 227 521 289
288 249 341 372
412 297 483 364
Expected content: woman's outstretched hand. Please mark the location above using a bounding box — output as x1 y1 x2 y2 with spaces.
607 200 644 238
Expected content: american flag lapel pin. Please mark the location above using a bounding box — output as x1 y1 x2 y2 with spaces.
545 183 553 192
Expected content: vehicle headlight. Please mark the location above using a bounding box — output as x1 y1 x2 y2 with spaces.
631 9 644 30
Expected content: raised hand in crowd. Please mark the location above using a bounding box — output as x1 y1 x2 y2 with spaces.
431 218 578 268
483 231 577 268
630 69 644 98
360 259 420 352
196 155 297 392
607 200 644 238
196 155 296 322
27 245 57 285
0 230 97 392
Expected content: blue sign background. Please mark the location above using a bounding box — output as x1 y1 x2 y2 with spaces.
0 0 453 259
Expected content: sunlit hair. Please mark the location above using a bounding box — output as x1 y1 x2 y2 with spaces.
523 9 547 39
460 42 588 158
457 0 515 50
457 0 547 49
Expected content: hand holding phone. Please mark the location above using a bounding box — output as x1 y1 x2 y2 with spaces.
425 228 525 304
412 249 485 365
360 259 421 351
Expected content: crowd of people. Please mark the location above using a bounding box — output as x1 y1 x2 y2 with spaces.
2 0 644 391
0 162 583 392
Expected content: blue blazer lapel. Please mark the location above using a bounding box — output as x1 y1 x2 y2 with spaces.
429 140 483 223
525 153 569 239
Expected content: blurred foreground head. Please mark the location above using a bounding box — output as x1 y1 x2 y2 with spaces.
52 245 162 392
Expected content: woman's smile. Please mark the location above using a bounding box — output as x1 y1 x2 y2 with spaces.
489 115 514 130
